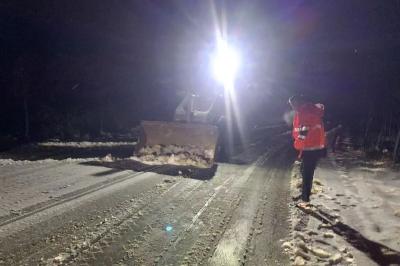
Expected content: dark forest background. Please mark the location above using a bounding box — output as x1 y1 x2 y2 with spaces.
1 1 400 159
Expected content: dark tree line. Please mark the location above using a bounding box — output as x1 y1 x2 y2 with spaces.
360 89 400 161
1 51 183 141
0 1 185 142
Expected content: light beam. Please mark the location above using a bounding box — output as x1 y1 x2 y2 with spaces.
211 40 241 91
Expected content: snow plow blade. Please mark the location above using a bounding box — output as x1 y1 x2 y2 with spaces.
134 121 219 168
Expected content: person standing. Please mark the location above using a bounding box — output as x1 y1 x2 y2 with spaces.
289 95 326 207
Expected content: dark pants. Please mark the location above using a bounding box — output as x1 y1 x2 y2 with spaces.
300 150 322 202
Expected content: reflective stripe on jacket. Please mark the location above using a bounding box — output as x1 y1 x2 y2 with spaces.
292 103 325 151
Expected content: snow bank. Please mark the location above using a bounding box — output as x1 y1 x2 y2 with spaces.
0 157 101 167
0 159 32 166
38 141 136 148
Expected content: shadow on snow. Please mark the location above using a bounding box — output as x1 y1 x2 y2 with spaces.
81 159 218 180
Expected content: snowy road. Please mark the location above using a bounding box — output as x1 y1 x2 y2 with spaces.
0 144 293 265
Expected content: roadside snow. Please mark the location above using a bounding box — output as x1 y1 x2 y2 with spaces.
38 141 136 148
324 150 400 254
0 157 100 167
0 141 136 164
0 159 31 166
284 164 356 266
285 147 400 266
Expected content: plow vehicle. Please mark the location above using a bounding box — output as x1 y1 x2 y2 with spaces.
133 39 240 168
134 93 223 168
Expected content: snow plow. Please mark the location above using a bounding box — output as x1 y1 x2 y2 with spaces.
132 39 241 169
133 120 219 168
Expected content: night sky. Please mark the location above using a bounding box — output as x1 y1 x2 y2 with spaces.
1 1 400 141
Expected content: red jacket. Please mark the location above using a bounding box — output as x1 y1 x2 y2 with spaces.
292 103 325 151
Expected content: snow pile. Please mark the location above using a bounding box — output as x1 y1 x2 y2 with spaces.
0 159 36 166
0 157 100 167
101 154 113 162
38 141 136 148
131 144 214 168
282 236 354 266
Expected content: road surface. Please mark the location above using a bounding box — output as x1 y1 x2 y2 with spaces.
0 143 293 265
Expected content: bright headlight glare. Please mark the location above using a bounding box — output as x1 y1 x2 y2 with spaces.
212 41 240 89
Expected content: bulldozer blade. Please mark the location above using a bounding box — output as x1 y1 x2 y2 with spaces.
136 121 219 166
